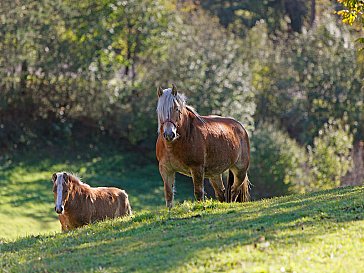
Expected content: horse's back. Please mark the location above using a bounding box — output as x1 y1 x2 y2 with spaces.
92 186 132 218
197 115 250 175
198 115 249 148
202 115 248 135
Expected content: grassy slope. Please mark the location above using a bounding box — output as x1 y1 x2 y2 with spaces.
1 141 364 272
0 140 193 240
1 187 364 272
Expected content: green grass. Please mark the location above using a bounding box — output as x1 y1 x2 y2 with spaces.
1 142 364 272
1 187 364 272
0 140 194 240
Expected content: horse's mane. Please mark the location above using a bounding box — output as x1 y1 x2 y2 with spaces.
157 88 204 131
185 105 205 124
67 173 90 189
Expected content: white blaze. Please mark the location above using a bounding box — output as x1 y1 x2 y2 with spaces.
55 173 64 210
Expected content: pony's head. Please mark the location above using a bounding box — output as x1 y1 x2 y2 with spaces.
156 84 186 142
52 172 71 214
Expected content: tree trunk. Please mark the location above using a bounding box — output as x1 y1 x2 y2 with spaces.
310 0 316 27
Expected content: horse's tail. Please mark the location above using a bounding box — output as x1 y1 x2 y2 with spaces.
226 171 250 202
226 170 234 202
119 191 133 216
238 174 250 202
125 195 133 216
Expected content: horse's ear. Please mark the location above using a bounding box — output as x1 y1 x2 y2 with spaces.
157 86 163 97
172 84 177 96
52 173 57 183
63 172 69 184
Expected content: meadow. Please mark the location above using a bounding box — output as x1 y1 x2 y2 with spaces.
1 140 364 272
0 138 194 240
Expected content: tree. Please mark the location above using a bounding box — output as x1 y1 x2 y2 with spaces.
337 0 364 46
250 124 307 198
199 0 311 34
144 10 256 132
307 119 353 190
253 15 363 144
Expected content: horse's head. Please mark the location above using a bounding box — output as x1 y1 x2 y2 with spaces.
52 172 71 214
157 84 184 142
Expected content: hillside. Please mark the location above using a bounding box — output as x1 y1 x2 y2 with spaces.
1 186 364 273
0 140 194 240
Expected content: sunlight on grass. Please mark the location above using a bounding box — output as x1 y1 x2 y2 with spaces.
0 147 194 240
1 187 364 272
1 146 363 272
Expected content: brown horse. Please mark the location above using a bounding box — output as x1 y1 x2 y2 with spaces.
156 84 250 209
52 172 132 231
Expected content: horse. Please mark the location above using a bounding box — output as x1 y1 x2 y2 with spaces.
156 84 250 209
52 172 132 231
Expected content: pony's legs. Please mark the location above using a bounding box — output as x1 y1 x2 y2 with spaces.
59 214 69 232
190 167 204 201
159 165 175 209
209 175 225 202
230 168 250 202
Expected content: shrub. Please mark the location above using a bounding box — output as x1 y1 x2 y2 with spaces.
307 118 353 190
250 124 306 199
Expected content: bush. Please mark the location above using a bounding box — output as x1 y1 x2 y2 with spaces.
253 14 363 144
144 10 256 132
307 118 353 190
250 124 306 199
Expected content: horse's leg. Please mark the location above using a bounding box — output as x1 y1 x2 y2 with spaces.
190 167 205 201
230 168 250 202
209 175 225 202
159 165 176 209
59 214 68 232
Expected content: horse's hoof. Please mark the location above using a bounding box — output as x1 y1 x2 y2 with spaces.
166 201 173 209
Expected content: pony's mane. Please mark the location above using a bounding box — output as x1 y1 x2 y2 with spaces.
157 88 186 131
185 105 205 124
156 88 204 131
67 173 89 188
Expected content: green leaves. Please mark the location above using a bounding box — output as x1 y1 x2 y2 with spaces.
308 119 354 190
337 0 364 49
337 0 364 25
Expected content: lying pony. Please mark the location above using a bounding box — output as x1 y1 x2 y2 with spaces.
52 172 132 231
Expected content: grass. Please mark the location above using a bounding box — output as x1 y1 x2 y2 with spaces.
0 139 193 240
1 140 364 272
1 187 364 272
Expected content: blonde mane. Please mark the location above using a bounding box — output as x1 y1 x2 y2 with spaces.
67 173 90 189
156 88 186 132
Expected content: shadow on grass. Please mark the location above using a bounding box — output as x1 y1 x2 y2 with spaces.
2 186 363 272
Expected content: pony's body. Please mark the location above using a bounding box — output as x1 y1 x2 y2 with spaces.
52 172 132 231
156 86 250 208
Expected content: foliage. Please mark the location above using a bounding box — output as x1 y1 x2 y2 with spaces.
0 0 175 146
307 118 354 190
145 10 256 131
337 0 364 25
1 187 364 272
337 0 364 51
253 15 363 144
200 0 312 34
250 124 306 198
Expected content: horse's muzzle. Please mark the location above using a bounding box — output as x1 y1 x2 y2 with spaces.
164 131 176 142
55 205 64 214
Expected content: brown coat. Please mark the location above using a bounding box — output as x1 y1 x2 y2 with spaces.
53 173 132 231
156 106 250 208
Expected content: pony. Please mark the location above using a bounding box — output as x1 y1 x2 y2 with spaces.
156 84 250 209
52 172 132 231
